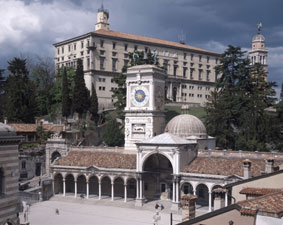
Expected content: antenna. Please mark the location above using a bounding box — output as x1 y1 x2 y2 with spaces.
178 30 186 44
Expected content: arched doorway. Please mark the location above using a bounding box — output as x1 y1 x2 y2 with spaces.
181 182 193 195
54 173 63 194
142 153 173 201
173 87 177 102
51 151 61 163
77 175 86 195
65 174 75 195
101 176 111 199
89 175 99 197
196 184 209 206
114 177 124 199
127 178 136 199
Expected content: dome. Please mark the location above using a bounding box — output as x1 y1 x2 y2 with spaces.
0 123 16 136
165 114 207 139
252 34 265 42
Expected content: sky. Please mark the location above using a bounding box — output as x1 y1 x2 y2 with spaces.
1 0 283 94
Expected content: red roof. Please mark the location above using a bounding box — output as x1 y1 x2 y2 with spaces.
8 123 64 133
240 187 281 196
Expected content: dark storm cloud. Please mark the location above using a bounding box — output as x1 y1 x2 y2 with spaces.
1 0 283 91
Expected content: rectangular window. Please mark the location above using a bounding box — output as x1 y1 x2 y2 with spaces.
216 58 218 64
124 44 128 51
124 53 129 58
183 67 187 77
57 48 60 54
190 69 194 79
87 57 90 69
173 65 178 76
81 41 84 49
112 42 116 49
100 50 105 55
68 45 71 52
134 45 138 51
61 56 64 61
184 53 187 60
100 40 104 48
80 51 84 56
100 57 105 70
112 59 117 71
199 55 202 62
206 70 210 81
145 47 148 52
207 56 210 63
198 69 202 80
191 54 194 61
163 60 169 73
22 161 26 169
112 52 117 57
0 168 4 194
74 43 76 51
61 46 64 54
87 39 90 47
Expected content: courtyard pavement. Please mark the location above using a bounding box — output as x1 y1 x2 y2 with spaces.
19 195 209 225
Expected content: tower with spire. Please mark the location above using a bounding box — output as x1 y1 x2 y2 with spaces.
95 3 110 31
249 23 268 71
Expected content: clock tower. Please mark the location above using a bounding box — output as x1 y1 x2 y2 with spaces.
124 65 166 151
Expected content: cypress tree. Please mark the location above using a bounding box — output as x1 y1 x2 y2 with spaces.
61 67 71 117
89 84 99 124
72 59 90 117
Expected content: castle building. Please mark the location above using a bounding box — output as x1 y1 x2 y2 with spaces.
48 64 281 213
53 4 221 109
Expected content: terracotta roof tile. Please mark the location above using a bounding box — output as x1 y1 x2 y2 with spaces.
94 29 219 55
240 187 281 196
182 157 282 177
240 207 258 216
238 190 283 217
55 151 136 169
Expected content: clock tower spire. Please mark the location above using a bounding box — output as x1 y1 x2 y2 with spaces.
95 3 110 31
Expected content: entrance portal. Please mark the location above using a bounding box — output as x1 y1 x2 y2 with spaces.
142 154 173 201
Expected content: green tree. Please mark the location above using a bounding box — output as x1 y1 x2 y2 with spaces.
61 67 71 117
72 59 90 117
205 46 277 151
4 58 37 123
36 125 51 144
89 84 99 124
103 119 124 146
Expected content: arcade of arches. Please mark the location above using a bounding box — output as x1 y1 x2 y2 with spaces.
53 153 228 212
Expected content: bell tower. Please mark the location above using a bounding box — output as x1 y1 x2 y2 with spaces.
249 23 268 71
124 65 167 151
95 3 110 31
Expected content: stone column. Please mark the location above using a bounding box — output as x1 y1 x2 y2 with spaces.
111 181 114 201
98 180 101 200
124 184 127 202
63 178 66 196
181 194 197 222
136 178 139 199
208 191 212 212
139 179 143 199
225 191 228 207
172 180 176 203
176 180 180 203
179 83 182 102
74 180 77 198
170 82 173 100
86 181 89 199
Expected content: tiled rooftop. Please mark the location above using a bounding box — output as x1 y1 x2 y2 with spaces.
238 190 283 217
183 157 282 177
55 151 136 169
94 29 219 55
8 123 64 133
240 187 281 196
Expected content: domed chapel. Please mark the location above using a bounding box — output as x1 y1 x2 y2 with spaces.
49 64 282 212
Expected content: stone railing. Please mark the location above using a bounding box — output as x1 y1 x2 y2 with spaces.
70 146 124 153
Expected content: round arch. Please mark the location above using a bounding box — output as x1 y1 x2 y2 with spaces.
196 183 209 206
54 173 63 194
181 182 194 195
101 176 111 198
127 178 136 199
51 151 61 163
77 175 86 195
114 177 124 199
65 174 75 194
89 175 99 197
142 153 173 201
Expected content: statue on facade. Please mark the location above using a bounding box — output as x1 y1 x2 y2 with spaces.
153 49 158 65
257 22 262 34
133 50 139 65
143 49 148 64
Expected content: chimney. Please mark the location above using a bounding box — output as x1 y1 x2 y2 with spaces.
243 159 252 179
181 194 197 221
265 157 274 173
4 117 7 124
213 188 226 210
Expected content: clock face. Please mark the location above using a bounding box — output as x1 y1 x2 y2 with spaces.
131 86 149 107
